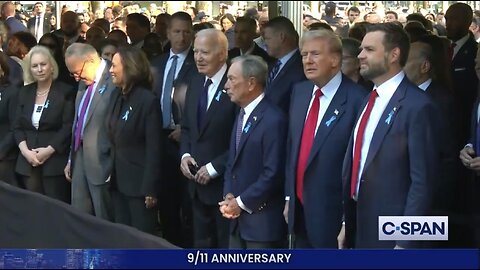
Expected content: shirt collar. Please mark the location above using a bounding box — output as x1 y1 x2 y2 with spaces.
418 78 432 91
313 71 342 99
375 71 405 98
241 43 255 55
243 93 265 116
206 63 227 88
278 49 298 67
95 59 107 83
169 46 190 61
453 33 470 48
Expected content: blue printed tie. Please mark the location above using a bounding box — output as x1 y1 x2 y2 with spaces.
197 78 213 129
266 60 281 91
162 55 178 128
236 109 245 151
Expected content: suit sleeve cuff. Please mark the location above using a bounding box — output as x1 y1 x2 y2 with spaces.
181 153 191 160
236 196 253 214
465 143 474 149
206 162 219 178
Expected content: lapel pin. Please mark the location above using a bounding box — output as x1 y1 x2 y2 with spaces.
243 122 252 133
385 109 395 125
253 116 257 121
98 84 106 94
334 109 339 115
0 92 2 101
122 110 130 121
215 91 222 101
326 115 337 127
44 100 50 109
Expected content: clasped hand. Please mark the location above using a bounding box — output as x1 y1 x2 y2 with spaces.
218 193 241 219
23 146 54 167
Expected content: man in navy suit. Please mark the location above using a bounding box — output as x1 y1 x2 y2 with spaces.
263 16 306 113
220 55 287 248
180 29 237 248
27 2 51 41
151 11 197 248
283 30 367 248
1 2 26 37
341 23 440 249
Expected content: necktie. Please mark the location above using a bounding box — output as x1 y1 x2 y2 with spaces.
266 60 281 91
296 88 323 204
476 116 480 156
235 108 246 151
448 42 457 62
350 90 378 199
197 78 213 129
162 55 178 128
74 84 95 152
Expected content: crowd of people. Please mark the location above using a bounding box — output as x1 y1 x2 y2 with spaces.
0 0 480 249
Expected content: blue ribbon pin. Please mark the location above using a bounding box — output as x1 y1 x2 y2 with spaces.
98 84 107 94
0 92 2 101
122 106 132 121
215 91 222 101
385 108 396 125
44 100 50 109
243 122 252 133
325 115 337 127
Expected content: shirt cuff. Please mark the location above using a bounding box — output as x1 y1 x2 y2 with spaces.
465 143 473 149
236 196 253 214
181 153 191 160
206 162 218 178
285 196 290 201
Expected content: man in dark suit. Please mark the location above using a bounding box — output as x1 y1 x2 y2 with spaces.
27 2 51 41
151 11 197 247
227 16 273 65
1 2 26 37
219 55 287 249
263 16 306 113
284 30 367 248
341 23 440 249
53 11 84 55
180 29 237 248
64 43 115 221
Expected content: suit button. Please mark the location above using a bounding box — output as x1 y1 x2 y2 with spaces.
232 175 236 180
361 179 365 182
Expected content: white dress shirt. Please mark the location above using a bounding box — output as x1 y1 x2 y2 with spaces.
353 71 405 198
274 49 298 80
418 78 432 91
452 33 470 59
236 93 265 214
160 47 190 112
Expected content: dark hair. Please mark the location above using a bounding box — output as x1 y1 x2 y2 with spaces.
367 23 410 67
192 22 214 34
404 21 428 43
107 29 128 46
127 13 150 32
348 21 371 41
170 11 192 25
235 16 256 32
12 31 37 51
342 37 362 57
115 46 152 94
39 32 62 58
308 22 333 31
264 16 297 39
112 5 122 18
0 52 10 86
142 32 163 59
220 13 236 29
386 11 398 20
406 13 432 31
91 18 110 34
347 6 360 14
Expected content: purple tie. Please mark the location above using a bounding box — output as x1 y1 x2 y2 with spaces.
74 84 94 152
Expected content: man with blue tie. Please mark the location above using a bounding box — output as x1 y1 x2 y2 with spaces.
27 2 51 41
283 30 367 248
262 16 306 113
220 55 287 249
180 29 237 248
341 23 440 249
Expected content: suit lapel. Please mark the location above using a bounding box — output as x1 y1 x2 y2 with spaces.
306 81 347 168
271 50 299 85
84 65 110 126
175 50 194 85
198 73 228 137
115 88 140 139
38 82 57 125
362 79 407 175
233 99 267 164
24 84 37 128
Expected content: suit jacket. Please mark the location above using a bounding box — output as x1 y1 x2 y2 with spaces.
228 43 275 65
2 51 23 88
265 50 306 113
451 34 478 148
224 98 287 242
5 17 27 36
71 62 116 185
27 14 51 38
286 75 367 248
180 71 238 205
14 81 75 176
0 84 19 161
151 49 197 126
106 86 163 197
342 77 440 248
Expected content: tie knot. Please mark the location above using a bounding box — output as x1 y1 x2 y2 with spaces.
275 60 282 67
370 89 379 99
204 78 213 88
314 88 324 98
450 42 457 49
171 55 178 61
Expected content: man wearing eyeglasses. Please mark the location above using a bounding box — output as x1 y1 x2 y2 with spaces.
63 43 116 221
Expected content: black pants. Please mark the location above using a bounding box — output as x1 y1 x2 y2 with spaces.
0 159 20 187
294 198 313 248
192 193 229 248
112 190 157 235
20 167 70 203
229 226 282 249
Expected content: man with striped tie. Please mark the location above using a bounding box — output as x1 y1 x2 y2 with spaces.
341 23 440 249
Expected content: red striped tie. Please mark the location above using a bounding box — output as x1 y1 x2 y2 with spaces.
350 90 378 199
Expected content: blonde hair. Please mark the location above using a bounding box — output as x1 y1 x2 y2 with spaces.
23 45 59 85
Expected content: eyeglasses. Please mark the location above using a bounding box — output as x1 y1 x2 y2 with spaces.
70 60 87 78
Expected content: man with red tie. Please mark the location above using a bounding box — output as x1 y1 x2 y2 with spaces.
341 23 440 249
283 30 366 248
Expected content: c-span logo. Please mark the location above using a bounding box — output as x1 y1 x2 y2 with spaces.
379 216 448 241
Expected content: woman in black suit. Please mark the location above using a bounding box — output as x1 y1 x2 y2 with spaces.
0 52 20 186
14 45 75 203
106 46 163 234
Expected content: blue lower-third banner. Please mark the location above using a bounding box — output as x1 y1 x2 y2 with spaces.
0 249 478 269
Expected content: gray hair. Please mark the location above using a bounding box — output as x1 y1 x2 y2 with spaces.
195 28 228 56
65 42 98 59
300 29 343 57
23 45 58 85
231 55 268 87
